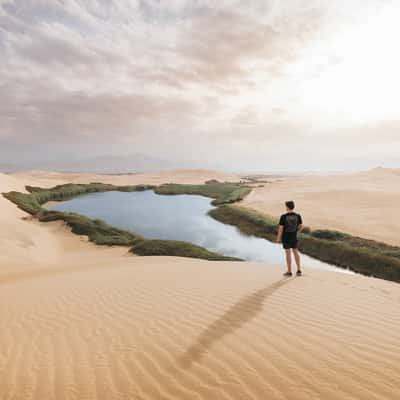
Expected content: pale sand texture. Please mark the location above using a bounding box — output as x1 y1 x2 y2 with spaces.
1 169 400 400
242 167 400 246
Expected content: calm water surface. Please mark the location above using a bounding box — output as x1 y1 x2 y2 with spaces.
49 190 351 274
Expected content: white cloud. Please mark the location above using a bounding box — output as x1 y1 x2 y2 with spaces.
0 0 399 171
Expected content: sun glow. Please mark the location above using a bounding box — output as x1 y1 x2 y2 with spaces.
296 1 400 125
228 1 400 130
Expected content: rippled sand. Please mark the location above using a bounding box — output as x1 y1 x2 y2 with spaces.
1 169 399 399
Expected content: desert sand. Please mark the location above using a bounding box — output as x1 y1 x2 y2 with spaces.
242 167 400 246
1 169 399 400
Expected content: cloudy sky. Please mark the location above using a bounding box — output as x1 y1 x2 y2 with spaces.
1 0 399 172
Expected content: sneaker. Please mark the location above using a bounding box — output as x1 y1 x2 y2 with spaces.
283 271 293 277
296 270 302 276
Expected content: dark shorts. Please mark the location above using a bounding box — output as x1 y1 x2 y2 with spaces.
282 239 298 249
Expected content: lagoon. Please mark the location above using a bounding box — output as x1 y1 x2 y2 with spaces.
48 190 350 273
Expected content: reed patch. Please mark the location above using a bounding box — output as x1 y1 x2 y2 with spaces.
209 205 400 282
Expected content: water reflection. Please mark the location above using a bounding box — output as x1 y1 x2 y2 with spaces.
48 190 351 274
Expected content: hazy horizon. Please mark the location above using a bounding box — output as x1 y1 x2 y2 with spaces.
1 1 400 173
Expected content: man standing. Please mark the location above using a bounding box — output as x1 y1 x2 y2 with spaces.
276 200 304 277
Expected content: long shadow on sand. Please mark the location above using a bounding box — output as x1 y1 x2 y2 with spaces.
177 278 293 369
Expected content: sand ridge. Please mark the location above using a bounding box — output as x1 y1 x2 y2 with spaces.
1 169 400 399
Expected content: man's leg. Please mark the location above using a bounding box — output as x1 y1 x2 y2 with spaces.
285 249 292 273
293 248 301 271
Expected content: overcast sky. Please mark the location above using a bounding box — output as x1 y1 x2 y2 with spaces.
1 0 399 172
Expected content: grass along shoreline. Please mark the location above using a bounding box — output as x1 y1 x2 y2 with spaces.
4 181 400 281
3 183 156 215
209 205 400 282
2 182 246 261
154 182 252 205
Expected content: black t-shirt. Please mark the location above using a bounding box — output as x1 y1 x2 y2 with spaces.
279 212 303 241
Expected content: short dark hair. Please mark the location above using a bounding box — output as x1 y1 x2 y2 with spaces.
285 200 295 210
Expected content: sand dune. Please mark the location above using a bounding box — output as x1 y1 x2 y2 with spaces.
242 168 400 246
0 172 127 277
1 170 400 399
1 258 399 400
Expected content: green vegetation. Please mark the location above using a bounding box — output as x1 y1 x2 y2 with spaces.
37 210 143 246
2 182 244 261
4 180 400 278
4 181 251 215
209 205 279 241
3 191 42 214
131 239 242 261
154 182 252 205
4 183 156 215
298 235 400 282
37 209 238 260
306 229 400 260
209 205 400 283
36 209 238 260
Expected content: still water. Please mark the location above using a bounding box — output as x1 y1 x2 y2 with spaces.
48 190 350 273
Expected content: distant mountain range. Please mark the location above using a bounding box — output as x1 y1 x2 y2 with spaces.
0 154 184 174
1 157 398 176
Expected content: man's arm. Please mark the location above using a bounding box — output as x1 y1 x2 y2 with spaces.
277 225 284 243
277 215 285 243
297 214 304 232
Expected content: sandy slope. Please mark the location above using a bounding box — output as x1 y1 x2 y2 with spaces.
242 167 400 246
1 169 400 400
0 172 128 278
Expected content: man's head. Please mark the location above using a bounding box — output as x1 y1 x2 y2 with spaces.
285 200 295 211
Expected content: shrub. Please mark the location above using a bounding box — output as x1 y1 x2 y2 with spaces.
38 210 142 246
311 229 349 241
209 205 279 240
2 183 156 215
299 236 400 281
2 191 42 214
131 239 242 261
154 183 252 205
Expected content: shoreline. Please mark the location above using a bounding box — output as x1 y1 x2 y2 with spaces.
6 178 398 282
3 181 249 261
